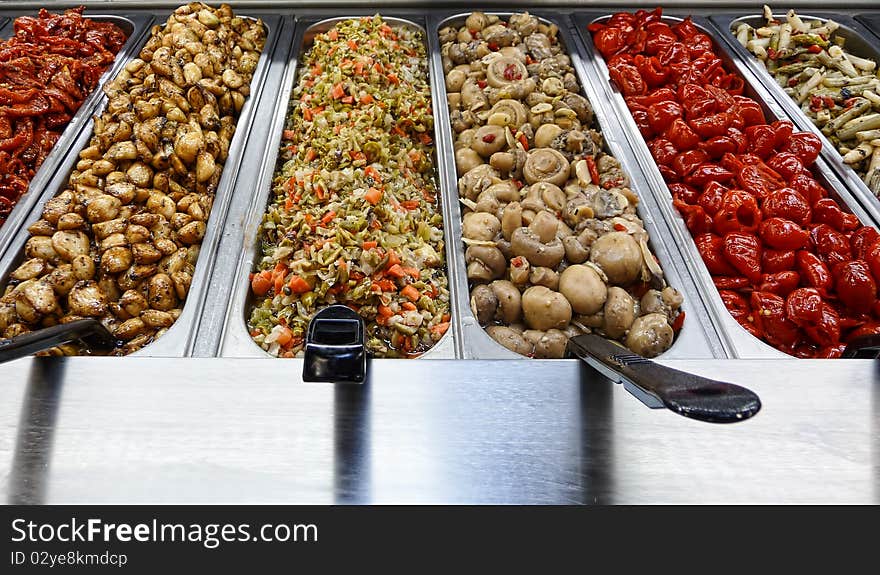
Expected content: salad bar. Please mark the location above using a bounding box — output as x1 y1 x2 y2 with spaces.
0 2 878 504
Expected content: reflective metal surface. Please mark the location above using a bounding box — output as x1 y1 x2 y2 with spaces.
0 357 876 504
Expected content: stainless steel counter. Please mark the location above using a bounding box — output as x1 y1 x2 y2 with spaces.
0 357 876 504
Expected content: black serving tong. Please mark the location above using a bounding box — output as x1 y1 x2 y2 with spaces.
567 334 762 424
842 334 880 359
0 319 117 365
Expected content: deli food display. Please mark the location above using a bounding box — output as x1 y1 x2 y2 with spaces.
0 2 878 363
589 7 880 358
0 8 127 227
0 3 266 354
247 16 450 358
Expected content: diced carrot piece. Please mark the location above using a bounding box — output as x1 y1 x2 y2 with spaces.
274 273 285 294
386 264 406 279
362 241 378 250
364 187 383 205
364 166 381 183
419 132 433 145
359 93 374 105
401 200 420 210
251 271 272 296
347 39 358 51
402 267 420 279
276 326 293 347
387 73 400 84
330 83 346 100
341 95 354 104
328 29 338 41
303 107 313 121
376 279 397 292
430 322 450 336
288 275 311 294
321 210 336 225
283 130 296 140
401 302 417 311
386 250 401 268
401 284 420 302
378 304 394 318
305 148 317 162
441 313 451 323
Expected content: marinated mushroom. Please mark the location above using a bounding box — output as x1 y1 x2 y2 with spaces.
470 284 498 325
523 149 570 186
558 264 607 315
523 328 568 358
589 231 642 286
510 227 564 268
441 12 684 359
486 325 533 356
491 280 522 324
626 313 674 358
602 287 636 339
521 285 571 331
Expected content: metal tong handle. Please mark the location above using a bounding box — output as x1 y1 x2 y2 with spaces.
0 319 116 365
842 334 880 359
567 334 761 423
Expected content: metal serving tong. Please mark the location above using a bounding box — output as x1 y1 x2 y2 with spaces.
0 319 116 365
567 334 761 424
842 334 880 359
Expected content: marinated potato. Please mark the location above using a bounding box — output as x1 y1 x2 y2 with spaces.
442 12 684 358
0 3 266 355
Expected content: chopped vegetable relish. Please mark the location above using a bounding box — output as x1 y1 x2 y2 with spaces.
248 15 450 358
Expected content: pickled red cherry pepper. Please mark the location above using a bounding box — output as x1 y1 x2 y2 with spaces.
590 7 880 357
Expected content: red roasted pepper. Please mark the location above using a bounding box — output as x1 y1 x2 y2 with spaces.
759 217 809 251
833 260 877 315
694 232 738 276
723 231 763 283
758 271 801 297
762 187 811 226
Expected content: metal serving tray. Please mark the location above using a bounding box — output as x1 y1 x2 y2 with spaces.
217 14 457 359
573 11 877 359
0 12 282 357
712 12 880 226
574 12 873 359
0 13 153 262
427 11 724 360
